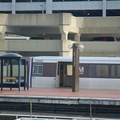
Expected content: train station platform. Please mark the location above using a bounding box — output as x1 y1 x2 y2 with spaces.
0 88 120 106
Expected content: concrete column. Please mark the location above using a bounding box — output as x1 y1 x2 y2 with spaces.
60 26 69 40
59 40 74 57
74 34 81 41
12 0 16 14
46 0 52 14
0 27 8 55
0 32 4 41
61 31 68 40
0 26 6 40
103 0 106 17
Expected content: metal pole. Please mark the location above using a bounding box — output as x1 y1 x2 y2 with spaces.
40 5 45 14
90 104 92 120
28 98 32 118
42 7 44 14
72 43 79 92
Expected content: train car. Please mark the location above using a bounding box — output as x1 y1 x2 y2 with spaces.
28 56 120 90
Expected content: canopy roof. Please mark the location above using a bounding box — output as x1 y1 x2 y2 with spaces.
0 53 22 59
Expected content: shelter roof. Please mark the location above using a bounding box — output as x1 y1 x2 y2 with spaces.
0 53 22 59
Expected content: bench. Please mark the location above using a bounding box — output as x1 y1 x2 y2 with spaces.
3 77 17 84
0 77 27 91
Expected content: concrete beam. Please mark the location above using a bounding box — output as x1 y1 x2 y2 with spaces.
7 40 62 52
78 17 120 28
6 14 60 26
80 28 120 34
1 14 120 36
79 42 120 53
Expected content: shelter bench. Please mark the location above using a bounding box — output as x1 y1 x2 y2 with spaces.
0 77 19 89
3 77 17 84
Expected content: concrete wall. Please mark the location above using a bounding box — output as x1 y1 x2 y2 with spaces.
6 14 60 26
80 42 120 57
6 39 120 57
7 39 74 57
0 40 7 55
0 13 120 57
78 17 120 34
7 40 62 52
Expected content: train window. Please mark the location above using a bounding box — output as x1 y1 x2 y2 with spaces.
60 64 63 70
88 65 96 77
96 65 108 77
88 64 108 78
111 65 120 78
33 63 43 76
67 65 72 76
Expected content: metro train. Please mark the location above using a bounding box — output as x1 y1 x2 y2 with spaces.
28 56 120 90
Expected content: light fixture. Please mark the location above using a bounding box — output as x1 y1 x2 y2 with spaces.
78 44 84 49
68 44 84 49
87 13 90 15
68 44 73 49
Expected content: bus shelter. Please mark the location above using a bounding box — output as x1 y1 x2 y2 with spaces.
0 53 28 91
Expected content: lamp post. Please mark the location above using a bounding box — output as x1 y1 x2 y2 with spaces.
69 43 84 92
72 43 80 92
40 5 45 14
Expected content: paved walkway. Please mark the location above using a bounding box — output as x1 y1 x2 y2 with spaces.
0 88 120 99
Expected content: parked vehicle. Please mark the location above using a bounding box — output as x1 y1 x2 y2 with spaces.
28 56 120 90
91 36 117 41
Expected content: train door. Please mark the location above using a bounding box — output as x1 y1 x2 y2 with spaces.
58 62 72 87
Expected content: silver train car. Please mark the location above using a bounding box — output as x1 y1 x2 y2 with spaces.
28 56 120 90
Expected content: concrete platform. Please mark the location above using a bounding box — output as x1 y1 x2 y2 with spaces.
0 88 120 105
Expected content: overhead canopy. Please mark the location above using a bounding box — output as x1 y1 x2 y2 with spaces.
0 53 23 59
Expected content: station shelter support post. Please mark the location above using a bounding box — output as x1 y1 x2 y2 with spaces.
18 59 21 91
1 59 3 91
24 59 27 91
